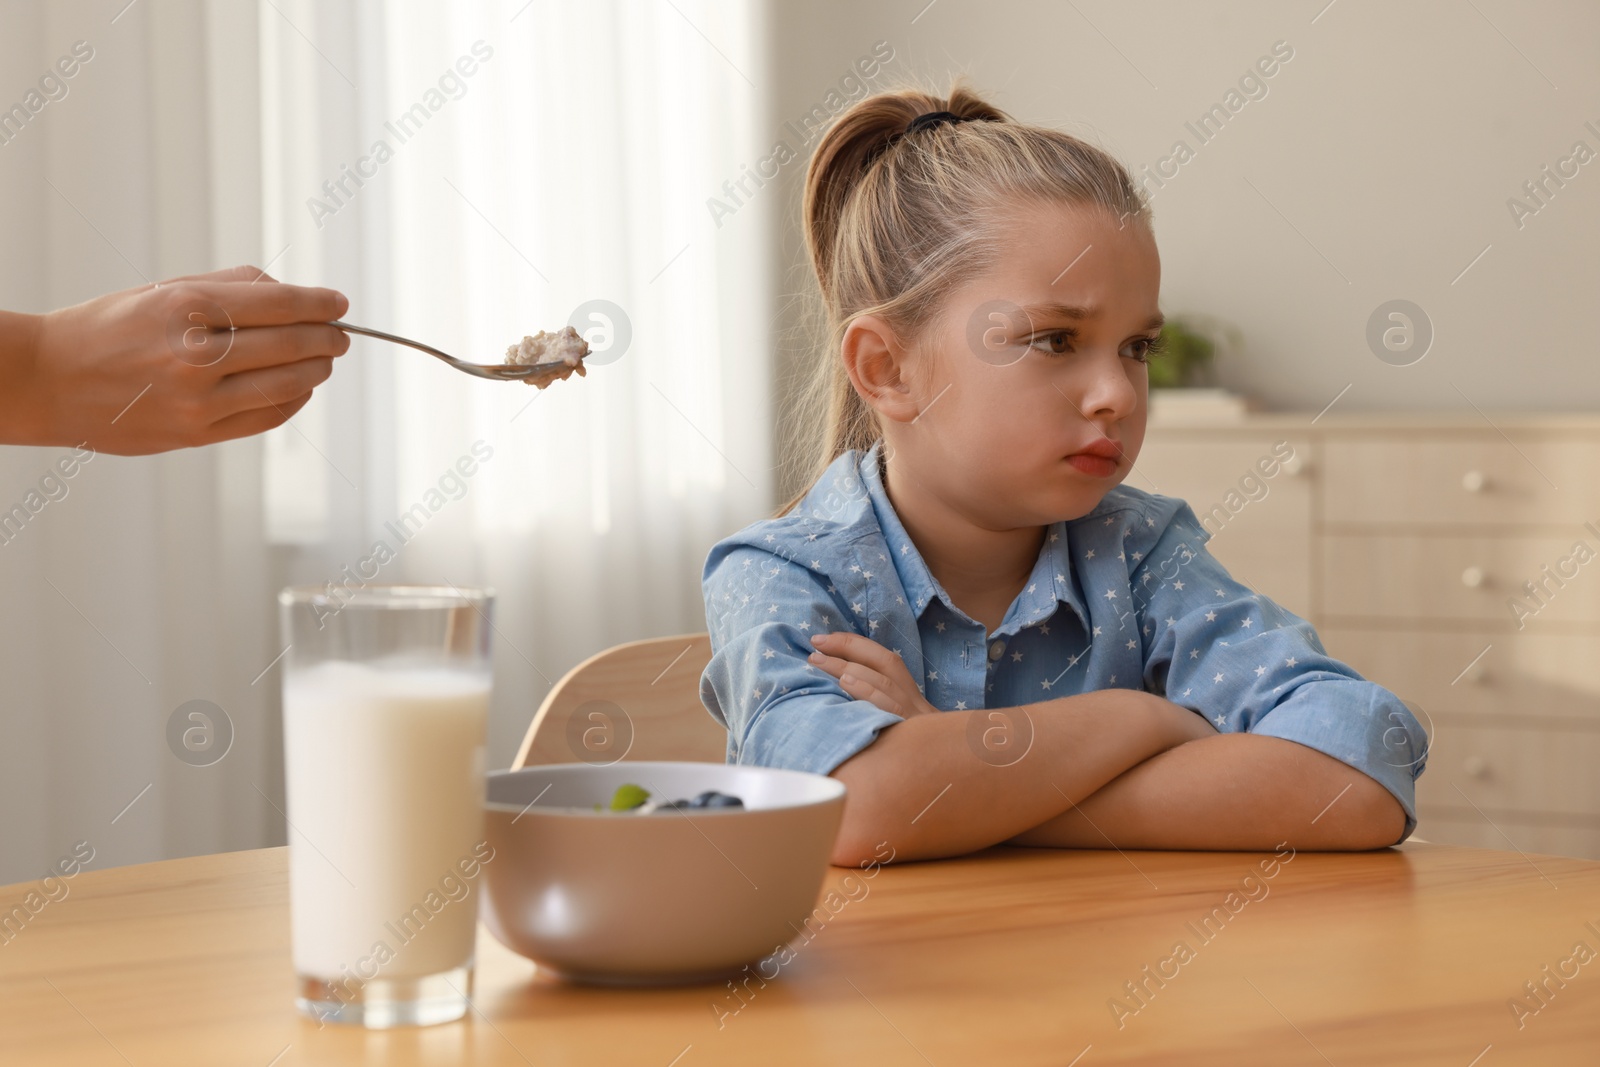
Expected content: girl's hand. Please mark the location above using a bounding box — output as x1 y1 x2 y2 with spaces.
807 632 940 719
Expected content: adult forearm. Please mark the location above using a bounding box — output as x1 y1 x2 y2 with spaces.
828 690 1207 864
1007 733 1406 852
0 310 46 445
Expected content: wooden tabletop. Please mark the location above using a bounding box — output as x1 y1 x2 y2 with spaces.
2 842 1598 1065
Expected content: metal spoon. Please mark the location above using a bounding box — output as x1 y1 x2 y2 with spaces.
332 320 581 382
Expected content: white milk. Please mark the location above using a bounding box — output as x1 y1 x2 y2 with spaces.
283 660 490 983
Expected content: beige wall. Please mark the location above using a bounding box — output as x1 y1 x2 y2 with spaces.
764 0 1599 499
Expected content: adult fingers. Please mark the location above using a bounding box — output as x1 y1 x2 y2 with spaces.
156 264 280 287
171 278 349 327
809 632 913 683
201 389 315 445
194 322 350 375
212 357 335 418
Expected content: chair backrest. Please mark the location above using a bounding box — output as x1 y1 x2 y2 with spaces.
510 632 726 769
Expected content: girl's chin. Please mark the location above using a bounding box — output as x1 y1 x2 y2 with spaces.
1025 484 1115 525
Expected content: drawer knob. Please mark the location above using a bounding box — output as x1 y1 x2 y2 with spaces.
1461 566 1486 589
1461 470 1487 493
1461 662 1489 685
1281 453 1306 477
1462 755 1489 779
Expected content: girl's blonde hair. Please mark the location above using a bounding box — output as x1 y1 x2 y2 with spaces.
777 80 1152 516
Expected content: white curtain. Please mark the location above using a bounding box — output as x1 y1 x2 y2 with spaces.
0 0 772 885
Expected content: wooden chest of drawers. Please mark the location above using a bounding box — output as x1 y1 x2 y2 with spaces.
1136 410 1600 859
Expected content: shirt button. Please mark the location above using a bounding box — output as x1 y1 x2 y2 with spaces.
988 640 1005 662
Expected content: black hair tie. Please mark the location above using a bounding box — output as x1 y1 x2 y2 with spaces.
904 110 969 134
865 110 991 170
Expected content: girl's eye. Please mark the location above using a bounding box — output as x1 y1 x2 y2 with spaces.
1124 333 1168 364
1029 331 1169 362
1029 330 1075 356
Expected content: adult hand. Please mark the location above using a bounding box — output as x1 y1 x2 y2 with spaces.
807 631 940 719
0 265 350 455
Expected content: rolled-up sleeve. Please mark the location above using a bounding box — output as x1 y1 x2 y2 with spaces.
1132 501 1428 843
700 543 904 776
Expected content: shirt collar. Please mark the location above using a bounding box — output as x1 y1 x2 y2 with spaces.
857 441 1088 636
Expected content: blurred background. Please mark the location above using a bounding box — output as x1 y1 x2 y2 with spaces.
1 0 1597 884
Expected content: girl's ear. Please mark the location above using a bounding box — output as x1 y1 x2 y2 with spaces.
841 314 921 424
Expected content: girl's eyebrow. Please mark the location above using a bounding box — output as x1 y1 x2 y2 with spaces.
1019 301 1165 332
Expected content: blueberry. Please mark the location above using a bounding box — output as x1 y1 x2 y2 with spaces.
653 790 745 811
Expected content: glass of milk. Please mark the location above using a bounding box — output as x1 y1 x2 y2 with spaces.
278 585 494 1028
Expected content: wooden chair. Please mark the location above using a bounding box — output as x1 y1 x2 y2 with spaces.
510 632 727 769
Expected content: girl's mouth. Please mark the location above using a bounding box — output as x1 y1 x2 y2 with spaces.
1065 453 1119 477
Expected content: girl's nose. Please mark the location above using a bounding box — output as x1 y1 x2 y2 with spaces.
1076 355 1139 421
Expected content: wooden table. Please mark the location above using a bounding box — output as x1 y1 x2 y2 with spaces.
2 842 1598 1065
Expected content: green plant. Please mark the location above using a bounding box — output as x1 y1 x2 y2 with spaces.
1147 317 1217 389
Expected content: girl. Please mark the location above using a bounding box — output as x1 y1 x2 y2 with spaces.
699 83 1427 866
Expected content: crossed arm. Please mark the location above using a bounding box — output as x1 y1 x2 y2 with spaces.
811 632 1406 866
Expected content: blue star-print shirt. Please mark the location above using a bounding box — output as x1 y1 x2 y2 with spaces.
698 441 1428 843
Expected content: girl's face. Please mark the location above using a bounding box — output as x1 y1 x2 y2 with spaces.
891 200 1161 529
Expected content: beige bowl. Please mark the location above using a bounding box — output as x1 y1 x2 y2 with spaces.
480 761 846 984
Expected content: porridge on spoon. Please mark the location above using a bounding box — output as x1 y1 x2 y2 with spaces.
504 326 590 388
